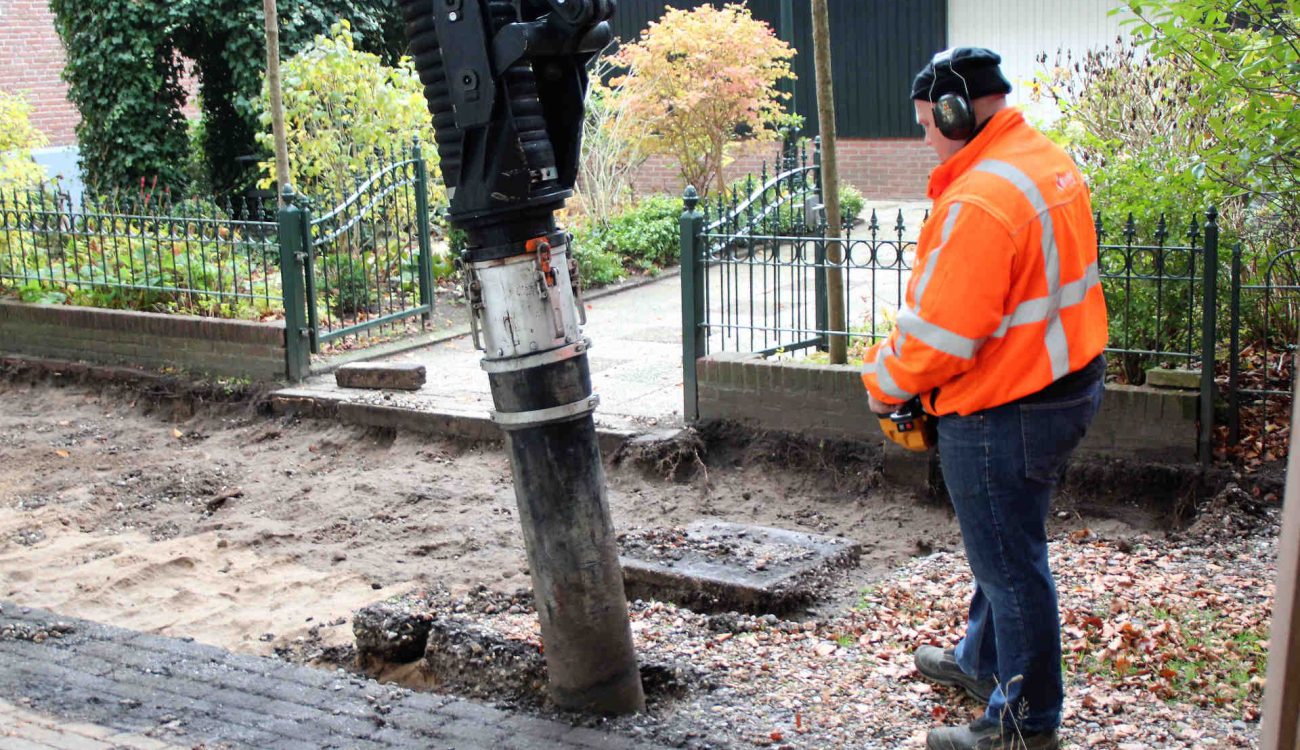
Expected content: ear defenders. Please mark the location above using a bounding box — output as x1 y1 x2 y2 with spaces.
929 50 976 141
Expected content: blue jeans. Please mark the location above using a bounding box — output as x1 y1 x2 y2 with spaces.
936 377 1103 732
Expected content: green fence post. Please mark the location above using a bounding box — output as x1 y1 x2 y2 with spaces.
811 136 829 350
279 186 310 381
300 199 320 354
1199 206 1219 469
680 185 705 422
814 233 829 350
413 138 435 326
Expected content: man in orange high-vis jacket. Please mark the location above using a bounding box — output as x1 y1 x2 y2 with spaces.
861 48 1108 750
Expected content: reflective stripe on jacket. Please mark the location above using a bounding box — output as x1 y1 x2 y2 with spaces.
861 108 1108 416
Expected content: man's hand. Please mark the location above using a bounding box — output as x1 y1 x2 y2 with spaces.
868 393 896 416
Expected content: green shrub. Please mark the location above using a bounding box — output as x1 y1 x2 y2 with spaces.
183 116 213 198
446 226 468 257
569 194 681 285
0 92 49 191
839 185 864 227
321 253 377 316
601 194 681 270
1125 0 1300 251
1034 42 1241 381
570 226 627 288
430 253 456 282
1085 144 1233 383
258 20 442 209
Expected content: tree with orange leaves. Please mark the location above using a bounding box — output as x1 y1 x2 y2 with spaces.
612 3 797 197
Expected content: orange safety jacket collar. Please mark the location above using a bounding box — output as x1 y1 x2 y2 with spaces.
926 108 1024 201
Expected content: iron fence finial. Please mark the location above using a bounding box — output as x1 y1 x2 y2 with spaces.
683 185 699 212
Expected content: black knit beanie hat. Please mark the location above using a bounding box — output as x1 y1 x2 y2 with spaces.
910 47 1013 102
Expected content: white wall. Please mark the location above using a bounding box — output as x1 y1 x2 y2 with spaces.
31 146 85 205
947 0 1135 120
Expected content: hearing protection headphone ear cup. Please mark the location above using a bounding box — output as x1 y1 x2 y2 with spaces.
933 93 975 141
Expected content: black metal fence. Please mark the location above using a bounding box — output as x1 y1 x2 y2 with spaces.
680 152 1298 465
0 188 280 317
1 143 441 382
1227 245 1300 461
276 143 438 380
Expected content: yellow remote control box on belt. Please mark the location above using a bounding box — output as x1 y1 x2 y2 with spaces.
876 397 936 452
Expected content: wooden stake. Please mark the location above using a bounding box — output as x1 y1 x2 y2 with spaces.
811 0 846 363
1262 366 1300 748
263 0 291 204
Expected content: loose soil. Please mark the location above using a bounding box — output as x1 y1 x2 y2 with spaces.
0 374 1273 748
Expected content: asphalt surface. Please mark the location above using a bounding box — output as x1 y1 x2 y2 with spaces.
0 602 665 750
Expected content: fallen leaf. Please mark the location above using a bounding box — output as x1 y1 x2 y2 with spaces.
54 449 69 458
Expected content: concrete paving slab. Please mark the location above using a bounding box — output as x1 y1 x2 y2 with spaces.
335 362 428 391
619 521 861 615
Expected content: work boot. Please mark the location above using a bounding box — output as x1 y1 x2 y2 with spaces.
914 645 997 703
927 718 1060 750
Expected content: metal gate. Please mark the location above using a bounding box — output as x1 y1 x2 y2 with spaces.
280 143 437 379
1227 245 1300 461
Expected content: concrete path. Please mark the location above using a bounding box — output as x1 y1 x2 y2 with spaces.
277 272 690 436
272 201 928 439
0 602 663 750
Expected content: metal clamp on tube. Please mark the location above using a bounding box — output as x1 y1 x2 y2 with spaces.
491 394 600 429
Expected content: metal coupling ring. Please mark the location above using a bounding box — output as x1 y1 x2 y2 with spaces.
480 338 590 374
491 395 600 430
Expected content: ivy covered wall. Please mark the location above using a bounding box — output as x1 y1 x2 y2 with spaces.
50 0 405 196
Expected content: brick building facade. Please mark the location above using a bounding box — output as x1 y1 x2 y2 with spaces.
1 1 936 199
6 1 1127 201
0 0 79 147
631 138 937 201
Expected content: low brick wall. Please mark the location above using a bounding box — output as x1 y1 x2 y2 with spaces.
0 301 287 382
696 352 1199 464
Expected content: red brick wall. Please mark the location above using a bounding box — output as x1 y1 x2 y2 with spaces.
836 139 936 200
0 5 200 149
0 0 79 146
631 137 936 201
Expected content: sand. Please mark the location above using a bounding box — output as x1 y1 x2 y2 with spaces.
0 378 1144 661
